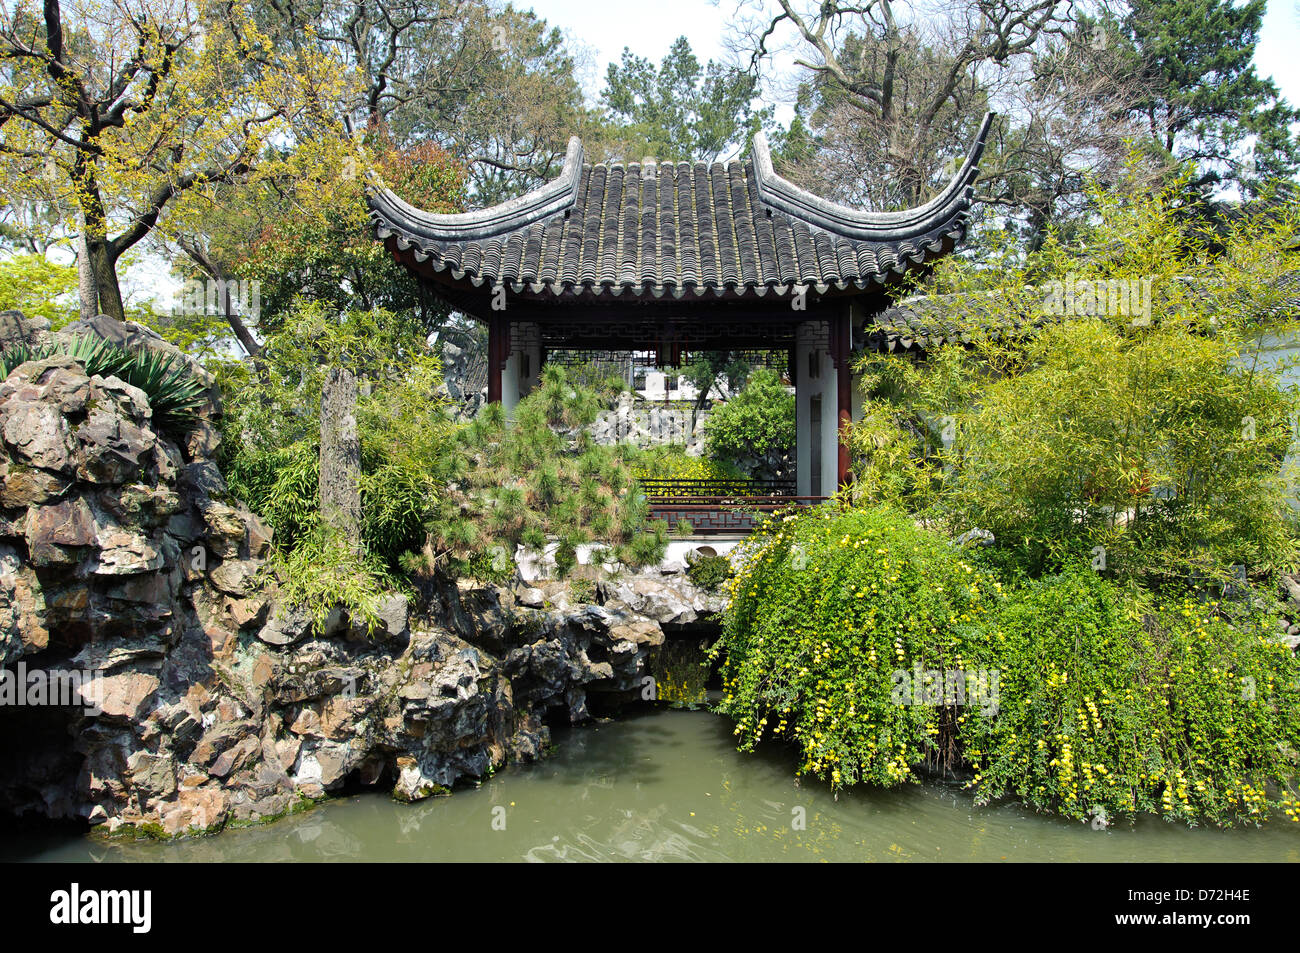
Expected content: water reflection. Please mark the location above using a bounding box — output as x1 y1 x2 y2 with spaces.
5 709 1298 863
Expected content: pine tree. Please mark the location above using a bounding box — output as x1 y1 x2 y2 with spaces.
1124 0 1300 191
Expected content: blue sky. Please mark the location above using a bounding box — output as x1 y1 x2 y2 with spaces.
1255 1 1300 105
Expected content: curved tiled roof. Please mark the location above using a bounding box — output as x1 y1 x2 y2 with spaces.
369 114 993 302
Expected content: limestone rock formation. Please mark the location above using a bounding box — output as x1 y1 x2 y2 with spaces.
0 315 708 837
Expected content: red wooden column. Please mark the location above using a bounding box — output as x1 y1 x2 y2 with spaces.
832 310 852 488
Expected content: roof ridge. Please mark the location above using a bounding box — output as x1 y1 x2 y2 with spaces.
367 121 992 305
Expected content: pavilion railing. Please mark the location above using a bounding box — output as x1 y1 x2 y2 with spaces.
638 478 823 534
638 478 796 499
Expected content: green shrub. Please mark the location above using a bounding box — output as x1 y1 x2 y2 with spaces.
415 365 667 578
961 566 1300 827
943 320 1297 584
713 504 1300 826
686 553 731 591
222 303 451 572
630 444 750 494
273 525 394 634
569 577 597 604
847 169 1300 587
702 369 795 474
225 440 320 551
714 504 991 787
0 254 79 327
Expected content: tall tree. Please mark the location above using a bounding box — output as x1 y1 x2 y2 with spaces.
1122 0 1300 191
229 138 468 334
734 1 1157 248
293 0 600 203
155 0 598 342
600 35 774 163
0 0 358 321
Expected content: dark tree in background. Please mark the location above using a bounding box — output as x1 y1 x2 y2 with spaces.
601 36 775 162
1121 0 1300 193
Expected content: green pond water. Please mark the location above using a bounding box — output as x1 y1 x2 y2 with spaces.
5 707 1298 862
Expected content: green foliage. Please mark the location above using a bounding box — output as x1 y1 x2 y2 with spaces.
554 359 630 399
630 444 747 486
600 36 774 163
224 440 320 553
222 304 442 625
0 254 78 327
273 526 393 635
702 369 795 473
960 566 1300 826
849 172 1300 585
847 346 971 509
137 306 244 382
223 302 454 571
234 142 468 334
1121 0 1299 191
714 505 990 787
568 577 597 605
679 350 752 403
947 320 1295 582
0 334 206 430
410 365 667 579
714 506 1300 826
685 553 731 591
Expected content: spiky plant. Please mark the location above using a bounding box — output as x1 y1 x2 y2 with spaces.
0 335 206 431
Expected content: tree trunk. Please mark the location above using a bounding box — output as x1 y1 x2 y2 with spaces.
177 238 263 359
75 215 97 320
319 365 362 548
85 237 125 321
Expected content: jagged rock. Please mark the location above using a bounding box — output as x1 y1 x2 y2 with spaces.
3 399 75 471
127 750 177 799
209 558 262 597
0 464 69 508
1280 574 1300 609
72 393 156 485
374 592 410 639
191 719 257 768
158 787 228 837
25 497 96 565
181 460 228 499
185 420 222 461
0 543 48 659
73 640 167 673
56 314 222 423
257 603 312 647
0 309 50 347
85 670 160 721
955 527 996 547
225 594 269 630
0 311 697 837
198 500 253 558
608 615 665 649
517 586 546 608
606 575 722 625
92 527 163 575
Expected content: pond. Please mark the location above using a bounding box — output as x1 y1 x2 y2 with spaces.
5 708 1297 862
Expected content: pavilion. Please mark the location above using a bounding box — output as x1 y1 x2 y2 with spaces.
367 114 991 506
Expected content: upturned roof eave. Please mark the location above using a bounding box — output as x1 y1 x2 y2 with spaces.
367 113 992 251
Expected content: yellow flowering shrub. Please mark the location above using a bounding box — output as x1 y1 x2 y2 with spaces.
714 506 1300 827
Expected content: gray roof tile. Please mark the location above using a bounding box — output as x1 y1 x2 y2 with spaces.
369 115 993 301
